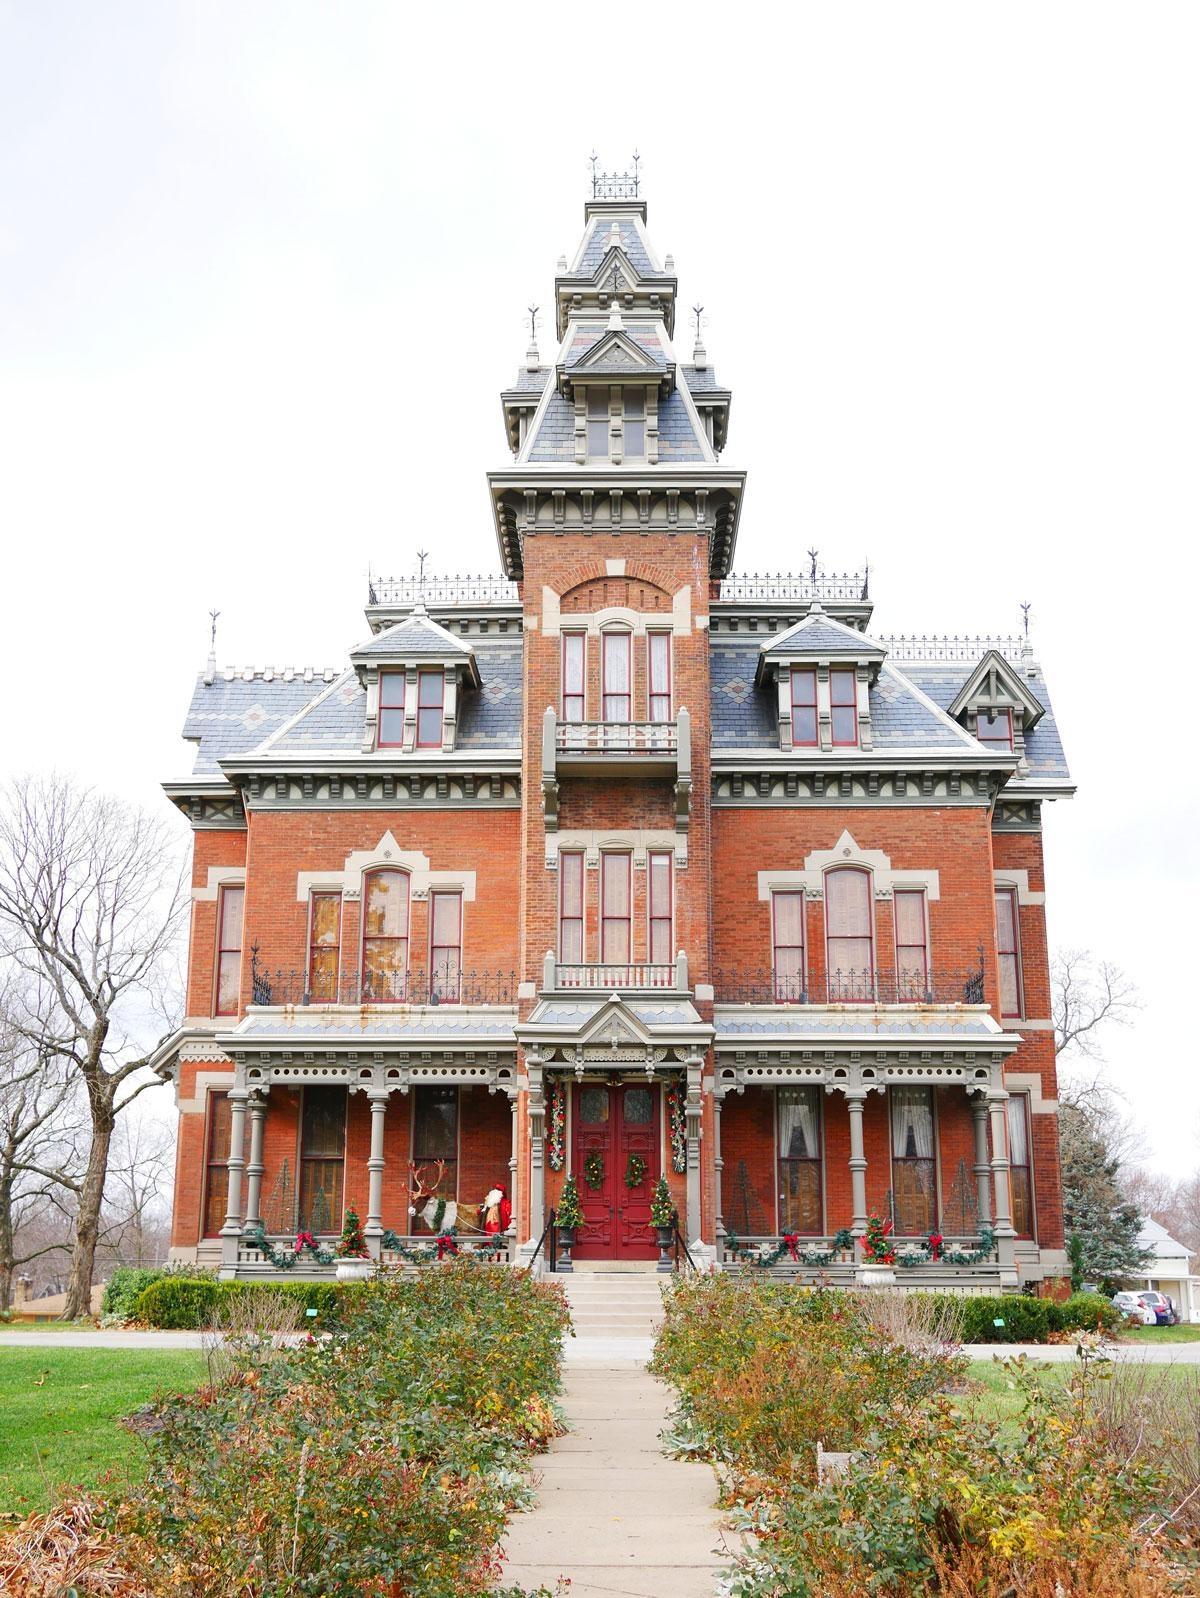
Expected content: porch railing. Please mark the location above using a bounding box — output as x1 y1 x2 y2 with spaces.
247 957 518 1009
542 950 689 993
367 574 519 608
712 964 986 1007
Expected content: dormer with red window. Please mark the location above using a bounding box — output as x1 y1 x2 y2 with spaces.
948 649 1044 773
755 605 886 753
350 603 481 755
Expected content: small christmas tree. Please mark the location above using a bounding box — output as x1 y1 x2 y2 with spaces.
556 1174 583 1232
336 1205 369 1259
649 1175 676 1229
861 1213 896 1265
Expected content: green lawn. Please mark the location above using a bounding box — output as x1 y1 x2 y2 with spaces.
0 1347 207 1515
1120 1322 1200 1344
960 1356 1195 1433
0 1319 100 1332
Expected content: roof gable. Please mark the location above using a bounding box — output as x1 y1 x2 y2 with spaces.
569 326 663 375
761 608 887 662
948 650 1045 729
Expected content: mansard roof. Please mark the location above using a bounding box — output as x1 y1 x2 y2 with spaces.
523 386 707 463
898 658 1069 783
182 667 341 775
758 607 888 668
563 321 669 373
573 214 661 279
349 607 480 685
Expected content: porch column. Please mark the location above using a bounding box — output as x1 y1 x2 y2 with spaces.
685 1054 704 1246
219 1087 249 1273
971 1093 993 1227
527 1053 546 1244
508 1092 519 1235
845 1089 869 1243
712 1092 725 1243
987 1086 1018 1275
365 1090 388 1257
242 1090 267 1234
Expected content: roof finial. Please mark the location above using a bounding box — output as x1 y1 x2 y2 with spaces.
807 548 819 582
526 304 540 369
412 550 430 616
205 608 220 686
589 151 599 197
691 303 707 369
1020 600 1031 639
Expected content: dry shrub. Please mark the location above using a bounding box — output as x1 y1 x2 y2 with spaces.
0 1496 145 1597
202 1285 304 1385
928 1539 1183 1595
850 1286 966 1356
1093 1361 1200 1546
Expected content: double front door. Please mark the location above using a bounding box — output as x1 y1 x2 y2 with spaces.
571 1081 660 1259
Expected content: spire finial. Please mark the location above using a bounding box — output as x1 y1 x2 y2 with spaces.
525 304 540 369
691 303 707 369
1020 601 1032 640
807 548 819 582
589 151 599 197
205 608 220 686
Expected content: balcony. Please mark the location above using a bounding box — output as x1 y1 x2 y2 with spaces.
247 959 518 1009
712 965 986 1007
541 950 690 994
541 705 692 836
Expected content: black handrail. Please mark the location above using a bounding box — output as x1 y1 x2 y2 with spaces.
671 1218 697 1274
525 1207 558 1274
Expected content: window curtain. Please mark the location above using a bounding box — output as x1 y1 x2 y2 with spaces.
825 868 873 994
891 1087 935 1159
779 1087 819 1159
778 1086 822 1234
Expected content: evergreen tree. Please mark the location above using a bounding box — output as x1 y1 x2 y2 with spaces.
1059 1102 1149 1291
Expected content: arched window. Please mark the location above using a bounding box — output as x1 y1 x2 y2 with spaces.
362 869 410 1002
824 866 874 1000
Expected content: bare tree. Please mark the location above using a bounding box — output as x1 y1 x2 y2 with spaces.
0 777 186 1318
99 1110 174 1268
1053 949 1141 1063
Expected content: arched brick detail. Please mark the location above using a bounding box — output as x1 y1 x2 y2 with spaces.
560 575 672 614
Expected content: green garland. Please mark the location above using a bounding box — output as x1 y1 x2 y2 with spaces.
547 1078 566 1172
244 1225 336 1269
378 1229 506 1264
724 1229 855 1268
624 1152 647 1189
666 1082 687 1174
583 1149 605 1191
940 1225 998 1266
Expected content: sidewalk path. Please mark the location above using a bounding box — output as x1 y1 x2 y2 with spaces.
500 1360 728 1598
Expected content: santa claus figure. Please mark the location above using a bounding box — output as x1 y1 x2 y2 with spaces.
481 1184 512 1234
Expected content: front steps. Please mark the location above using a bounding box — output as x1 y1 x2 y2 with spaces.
559 1269 667 1341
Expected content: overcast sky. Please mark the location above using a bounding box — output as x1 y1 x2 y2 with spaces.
1 4 1196 1169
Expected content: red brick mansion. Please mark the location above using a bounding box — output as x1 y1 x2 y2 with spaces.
156 183 1073 1292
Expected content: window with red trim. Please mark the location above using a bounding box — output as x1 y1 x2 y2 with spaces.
790 668 818 746
307 892 341 1002
562 633 585 721
648 633 672 723
825 867 874 999
977 709 1014 750
416 670 444 749
214 885 244 1017
602 632 631 722
362 869 409 1001
995 887 1023 1018
600 853 631 963
894 888 929 999
772 890 806 1001
1007 1095 1034 1237
829 669 859 747
559 853 585 963
298 1085 345 1234
378 671 406 747
648 851 673 964
430 891 462 1003
202 1090 232 1237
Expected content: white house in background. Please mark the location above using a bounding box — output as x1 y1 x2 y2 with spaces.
1135 1218 1200 1322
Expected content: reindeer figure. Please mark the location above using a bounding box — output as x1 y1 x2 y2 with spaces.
407 1159 460 1234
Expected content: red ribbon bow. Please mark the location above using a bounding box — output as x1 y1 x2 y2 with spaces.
436 1233 459 1260
783 1233 801 1260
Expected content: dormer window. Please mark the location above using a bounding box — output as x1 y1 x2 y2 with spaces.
586 389 609 455
378 672 406 747
623 388 645 458
584 386 647 460
830 669 859 747
416 670 444 749
790 669 818 746
351 606 480 756
977 709 1013 751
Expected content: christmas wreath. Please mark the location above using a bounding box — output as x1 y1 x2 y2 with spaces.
583 1148 605 1191
666 1082 687 1174
624 1152 647 1189
547 1078 566 1172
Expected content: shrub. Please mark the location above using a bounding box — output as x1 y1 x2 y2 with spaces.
940 1292 1054 1344
1059 1290 1122 1333
102 1266 166 1321
134 1276 219 1329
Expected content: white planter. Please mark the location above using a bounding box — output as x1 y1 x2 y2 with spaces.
335 1257 376 1283
856 1265 896 1288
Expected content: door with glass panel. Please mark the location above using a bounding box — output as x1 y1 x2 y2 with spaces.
778 1086 823 1234
570 1082 661 1259
572 1084 616 1254
614 1083 660 1258
890 1087 937 1235
410 1086 458 1232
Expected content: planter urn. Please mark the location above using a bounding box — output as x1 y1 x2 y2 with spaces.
555 1225 576 1273
856 1263 897 1288
654 1224 675 1273
335 1257 375 1283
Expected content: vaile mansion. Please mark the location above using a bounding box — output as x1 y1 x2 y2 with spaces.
155 183 1073 1291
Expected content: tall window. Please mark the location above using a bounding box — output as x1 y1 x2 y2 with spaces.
202 1090 232 1237
362 869 410 1001
825 867 874 999
893 889 929 999
977 709 1014 751
622 387 645 457
378 671 405 747
891 1086 937 1235
214 885 244 1017
602 632 631 722
562 632 586 721
600 853 631 964
995 887 1023 1018
586 389 609 456
1007 1095 1034 1238
790 668 818 746
430 891 462 1002
648 851 673 965
307 892 341 1002
416 670 444 749
829 668 859 746
559 853 585 963
772 890 806 1001
648 632 672 722
298 1085 346 1234
411 1086 458 1231
778 1086 823 1234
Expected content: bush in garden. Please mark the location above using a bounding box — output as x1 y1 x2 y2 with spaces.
102 1265 167 1320
933 1291 1054 1344
108 1262 571 1596
133 1275 220 1329
1059 1290 1122 1333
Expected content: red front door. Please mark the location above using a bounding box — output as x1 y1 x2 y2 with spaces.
572 1082 660 1260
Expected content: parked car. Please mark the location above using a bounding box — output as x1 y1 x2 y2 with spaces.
1137 1290 1176 1325
1112 1291 1157 1325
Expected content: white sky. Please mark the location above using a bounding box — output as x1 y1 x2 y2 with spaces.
1 4 1196 1168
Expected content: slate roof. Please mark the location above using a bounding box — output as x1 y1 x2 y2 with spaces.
574 218 657 278
682 365 722 394
563 322 667 370
526 391 575 461
231 1009 519 1042
352 612 474 659
761 613 887 660
713 1007 1002 1040
525 385 705 462
523 997 705 1029
899 662 1070 780
182 671 337 775
657 390 705 459
508 366 550 394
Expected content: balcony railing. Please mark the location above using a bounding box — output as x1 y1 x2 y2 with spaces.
247 959 518 1009
367 574 520 608
712 966 986 1007
556 720 678 755
542 951 690 993
718 571 870 602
